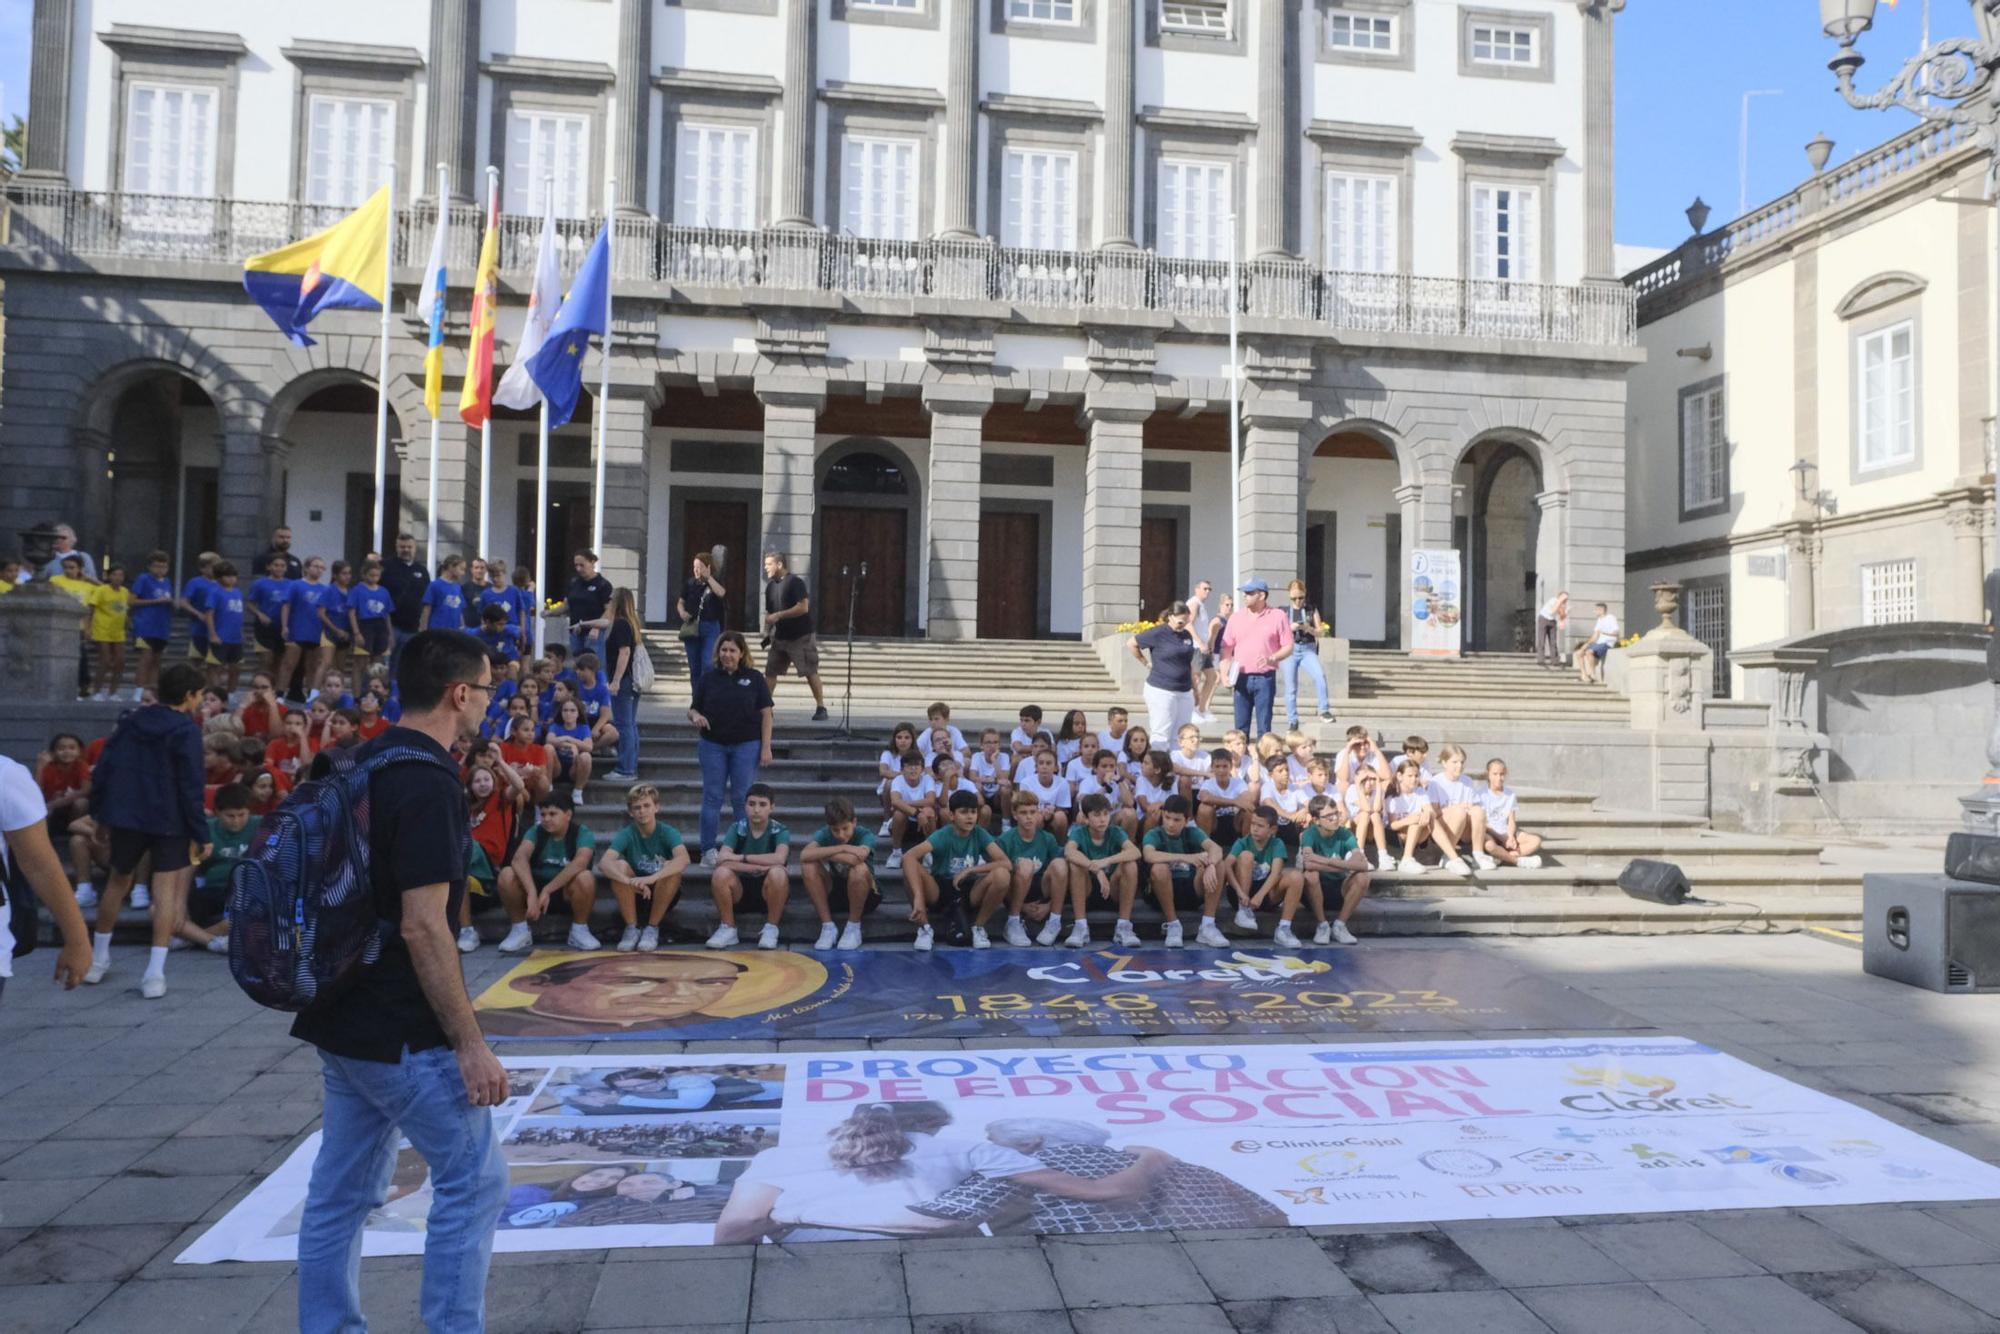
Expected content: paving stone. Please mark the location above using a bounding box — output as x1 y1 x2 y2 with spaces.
1647 1275 1865 1333
1047 1241 1214 1309
1183 1236 1357 1301
1565 1221 1766 1281
1515 1283 1701 1334
750 1321 912 1334
128 1134 291 1178
911 1315 1076 1334
174 1101 322 1138
1316 1231 1498 1295
2 1278 118 1333
70 1274 289 1334
1070 1306 1234 1334
1368 1289 1556 1334
751 1248 910 1322
583 1256 752 1328
484 1261 602 1334
1223 1296 1398 1333
1808 1207 2000 1268
0 1178 110 1230
1442 1224 1632 1288
57 1102 213 1139
53 1173 244 1227
1933 1207 2000 1250
1782 1269 2000 1334
1917 1266 2000 1319
0 1138 158 1181
0 1224 184 1285
904 1244 1063 1315
1692 1212 1895 1274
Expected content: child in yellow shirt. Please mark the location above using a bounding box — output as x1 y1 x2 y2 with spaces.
47 554 98 700
88 563 131 700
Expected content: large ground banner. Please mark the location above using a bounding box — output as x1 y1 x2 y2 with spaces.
181 1037 2000 1263
1409 548 1463 657
470 947 1642 1041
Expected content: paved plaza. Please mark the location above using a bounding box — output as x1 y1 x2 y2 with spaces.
4 931 2000 1332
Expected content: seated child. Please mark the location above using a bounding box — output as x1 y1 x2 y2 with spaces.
705 783 791 952
1135 751 1179 834
1424 744 1490 873
1142 794 1225 948
1480 758 1544 869
1226 804 1306 947
1385 759 1460 874
1169 723 1211 797
1195 747 1254 843
497 790 601 953
966 728 1012 829
799 796 880 952
597 782 690 953
1060 792 1142 949
885 749 940 869
1296 794 1370 946
1014 746 1072 842
1075 748 1137 838
902 790 1009 951
993 791 1070 947
180 783 255 953
876 722 919 830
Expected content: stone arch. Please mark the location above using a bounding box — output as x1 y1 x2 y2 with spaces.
813 436 923 637
262 336 422 443
70 351 244 439
1457 430 1552 653
66 358 226 571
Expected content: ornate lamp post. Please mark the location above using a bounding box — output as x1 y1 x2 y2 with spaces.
1820 0 2000 831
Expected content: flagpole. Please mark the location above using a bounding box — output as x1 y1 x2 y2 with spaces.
374 165 396 554
479 164 499 560
426 163 447 567
592 176 614 555
535 173 554 662
1226 211 1241 594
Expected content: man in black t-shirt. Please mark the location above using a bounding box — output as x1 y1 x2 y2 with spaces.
255 525 304 581
379 531 431 669
558 550 615 657
292 629 510 1332
761 550 828 721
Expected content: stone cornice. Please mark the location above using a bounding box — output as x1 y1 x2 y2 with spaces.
98 24 248 61
1306 119 1423 150
980 93 1104 123
819 80 948 111
479 54 617 86
280 39 425 73
653 67 784 100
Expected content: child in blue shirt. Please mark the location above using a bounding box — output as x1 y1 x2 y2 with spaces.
346 561 393 675
421 555 466 630
207 561 248 691
131 549 175 700
477 603 523 677
571 651 618 752
280 556 331 701
319 560 355 661
248 554 293 676
181 552 218 664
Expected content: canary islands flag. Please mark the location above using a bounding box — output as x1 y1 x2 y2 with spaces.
242 186 391 347
416 205 449 418
522 224 609 429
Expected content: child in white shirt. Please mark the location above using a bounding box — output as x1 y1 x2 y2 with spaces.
1097 706 1131 757
1196 748 1255 844
1010 706 1044 764
1424 743 1492 872
1064 731 1101 788
877 721 919 829
1169 723 1212 797
1264 760 1310 855
918 704 967 764
1075 749 1138 836
1136 752 1179 834
1479 757 1543 869
1119 727 1152 786
885 750 941 869
1385 759 1465 875
1054 709 1089 768
1016 749 1072 841
1333 725 1391 789
967 728 1012 826
1284 730 1317 785
933 752 984 828
1223 729 1261 799
1390 735 1435 785
1013 733 1057 788
1347 768 1391 872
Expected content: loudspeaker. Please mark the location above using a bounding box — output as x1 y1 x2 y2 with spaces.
1862 874 2000 994
1944 832 2000 886
1617 858 1691 907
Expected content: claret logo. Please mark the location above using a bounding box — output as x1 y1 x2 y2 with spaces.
1559 1064 1748 1116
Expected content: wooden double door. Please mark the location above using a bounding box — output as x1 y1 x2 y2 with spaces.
818 505 909 637
977 508 1041 640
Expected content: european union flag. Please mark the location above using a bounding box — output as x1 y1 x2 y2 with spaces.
524 223 610 429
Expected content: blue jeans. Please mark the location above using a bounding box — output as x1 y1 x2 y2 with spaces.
698 737 762 851
1233 671 1276 736
298 1046 509 1334
1281 649 1329 725
569 626 600 659
613 672 641 776
684 623 720 687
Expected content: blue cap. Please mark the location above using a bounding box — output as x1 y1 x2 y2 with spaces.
1240 578 1270 594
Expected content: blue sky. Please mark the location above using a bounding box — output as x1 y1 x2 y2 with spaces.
0 0 1963 253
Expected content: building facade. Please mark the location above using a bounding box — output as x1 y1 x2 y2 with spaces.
1625 122 1996 696
2 0 1635 642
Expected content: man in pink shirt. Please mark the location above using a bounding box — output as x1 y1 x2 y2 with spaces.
1217 578 1294 735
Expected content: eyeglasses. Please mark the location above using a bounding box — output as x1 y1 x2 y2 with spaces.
459 681 496 697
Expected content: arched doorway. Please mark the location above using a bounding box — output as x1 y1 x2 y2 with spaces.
1308 428 1401 644
99 370 216 577
816 441 919 637
1465 439 1543 653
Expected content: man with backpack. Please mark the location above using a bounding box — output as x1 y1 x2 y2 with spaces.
288 629 510 1334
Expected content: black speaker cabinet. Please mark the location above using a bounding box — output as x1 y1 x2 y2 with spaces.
1617 859 1691 906
1862 874 2000 994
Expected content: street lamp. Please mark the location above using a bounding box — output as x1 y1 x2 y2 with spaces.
1819 0 2000 830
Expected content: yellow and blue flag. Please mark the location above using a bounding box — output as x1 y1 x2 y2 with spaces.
417 204 450 418
242 186 391 347
523 224 609 429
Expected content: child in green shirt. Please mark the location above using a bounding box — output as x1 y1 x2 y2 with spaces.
498 789 601 953
1297 794 1370 946
904 790 1010 951
1227 805 1306 949
707 782 792 952
799 796 881 951
598 783 691 953
994 791 1070 947
1061 793 1142 949
1142 795 1226 949
180 782 253 953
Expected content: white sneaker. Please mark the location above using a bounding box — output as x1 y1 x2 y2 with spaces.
1519 854 1543 870
701 848 721 868
1332 920 1359 945
74 884 97 911
706 924 740 949
1400 857 1428 874
131 687 146 702
1233 905 1259 931
886 848 904 871
1112 921 1140 947
914 925 935 951
457 927 480 953
131 885 151 909
1065 921 1091 948
1034 918 1063 947
814 922 839 950
1444 858 1471 876
837 922 863 950
1163 921 1185 949
567 924 602 951
616 925 641 952
140 975 166 1000
756 923 780 950
168 936 191 952
1473 852 1497 871
878 819 893 838
1004 920 1032 948
637 926 660 952
1313 921 1332 946
1196 922 1228 948
972 926 992 949
1273 924 1303 950
84 959 110 985
1192 710 1214 724
498 922 534 954
1373 852 1394 873
205 936 230 954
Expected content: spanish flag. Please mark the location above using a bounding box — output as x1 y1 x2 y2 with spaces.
458 195 500 427
243 186 390 347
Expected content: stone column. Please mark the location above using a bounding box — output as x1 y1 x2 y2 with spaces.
1238 397 1311 582
614 0 653 216
1782 524 1819 638
21 0 75 181
69 426 112 562
597 378 659 595
1102 0 1137 248
756 377 826 580
1578 0 1623 279
1252 0 1294 259
1534 488 1569 626
1947 502 1991 624
215 428 272 562
1080 394 1151 639
775 0 818 226
922 383 992 639
1392 481 1420 650
412 424 478 561
427 0 482 203
939 0 981 238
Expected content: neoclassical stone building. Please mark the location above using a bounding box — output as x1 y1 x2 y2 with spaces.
2 0 1635 643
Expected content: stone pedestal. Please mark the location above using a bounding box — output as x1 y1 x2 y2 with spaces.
0 580 87 701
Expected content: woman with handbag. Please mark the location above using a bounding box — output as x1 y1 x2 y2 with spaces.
603 588 649 784
676 553 727 687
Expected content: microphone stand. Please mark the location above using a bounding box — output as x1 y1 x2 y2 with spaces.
836 561 866 737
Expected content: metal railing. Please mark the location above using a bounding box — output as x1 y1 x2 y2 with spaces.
5 184 1637 347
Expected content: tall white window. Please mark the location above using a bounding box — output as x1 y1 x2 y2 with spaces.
1862 559 1919 625
1680 381 1727 513
1856 320 1917 471
1158 158 1230 261
1327 8 1396 52
1471 23 1538 66
1683 582 1731 698
1002 148 1078 250
1159 0 1232 34
1009 0 1077 21
1324 171 1397 273
1470 182 1539 282
123 83 218 196
503 110 591 218
675 124 758 229
841 135 919 240
305 95 395 208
